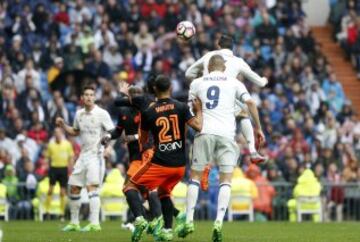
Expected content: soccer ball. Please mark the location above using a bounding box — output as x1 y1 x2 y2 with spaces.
176 21 196 40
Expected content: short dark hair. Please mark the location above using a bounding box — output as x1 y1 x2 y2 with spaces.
81 84 95 94
146 72 157 94
154 75 171 92
218 34 234 49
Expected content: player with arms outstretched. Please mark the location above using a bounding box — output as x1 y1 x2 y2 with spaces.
123 75 202 242
56 85 114 232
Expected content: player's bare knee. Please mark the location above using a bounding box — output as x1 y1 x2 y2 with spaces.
190 169 202 181
86 184 99 192
70 185 81 195
219 172 233 183
123 181 138 193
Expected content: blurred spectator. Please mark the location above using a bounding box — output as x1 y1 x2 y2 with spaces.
322 73 345 113
15 133 39 163
15 59 41 93
47 57 64 84
0 127 19 164
255 12 278 45
325 163 344 222
246 164 275 221
17 159 36 219
287 169 321 222
2 165 19 219
134 22 154 49
103 45 123 72
94 22 116 49
85 50 111 79
230 167 258 220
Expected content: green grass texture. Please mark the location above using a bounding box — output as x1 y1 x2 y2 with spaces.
1 221 360 242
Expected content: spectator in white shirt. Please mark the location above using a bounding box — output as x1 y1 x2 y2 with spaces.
15 59 40 92
94 22 116 49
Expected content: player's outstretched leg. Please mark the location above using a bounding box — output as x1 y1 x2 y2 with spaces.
81 188 102 232
62 186 81 232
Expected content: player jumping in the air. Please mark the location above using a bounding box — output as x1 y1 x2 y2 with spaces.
176 55 265 242
185 34 267 164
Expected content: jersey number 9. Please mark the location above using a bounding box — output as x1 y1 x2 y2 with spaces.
206 86 220 109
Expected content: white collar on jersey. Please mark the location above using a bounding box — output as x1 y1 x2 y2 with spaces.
219 48 233 56
84 104 98 114
207 71 226 76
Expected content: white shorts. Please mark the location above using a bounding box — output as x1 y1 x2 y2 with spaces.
191 134 239 173
68 152 105 187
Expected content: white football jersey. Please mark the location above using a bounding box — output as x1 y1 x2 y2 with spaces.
185 49 267 87
189 71 251 140
73 105 114 154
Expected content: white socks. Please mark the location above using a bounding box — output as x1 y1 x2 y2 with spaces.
216 183 232 223
240 118 256 154
186 180 200 223
69 194 81 225
88 191 101 225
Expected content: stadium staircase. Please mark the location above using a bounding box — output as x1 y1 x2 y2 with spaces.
312 26 360 111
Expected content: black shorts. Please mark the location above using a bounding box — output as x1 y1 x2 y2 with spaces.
49 167 68 188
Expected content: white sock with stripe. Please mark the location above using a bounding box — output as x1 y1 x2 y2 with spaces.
216 183 232 223
186 179 200 223
69 194 81 225
88 190 101 225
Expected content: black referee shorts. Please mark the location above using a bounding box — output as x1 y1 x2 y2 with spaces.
49 167 68 188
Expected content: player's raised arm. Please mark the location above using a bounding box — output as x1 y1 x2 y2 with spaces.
236 86 265 145
238 59 268 87
56 117 80 136
185 54 207 80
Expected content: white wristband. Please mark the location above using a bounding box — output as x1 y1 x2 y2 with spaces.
134 134 139 140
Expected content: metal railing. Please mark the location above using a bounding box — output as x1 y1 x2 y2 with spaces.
1 182 360 221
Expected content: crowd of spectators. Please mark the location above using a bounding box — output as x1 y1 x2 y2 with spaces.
330 0 360 77
0 0 359 220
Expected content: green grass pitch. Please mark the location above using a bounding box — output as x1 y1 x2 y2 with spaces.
1 221 360 242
